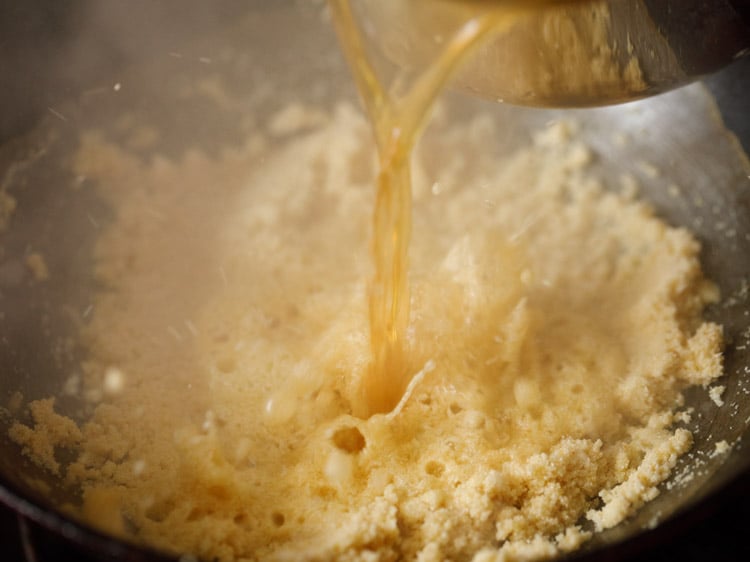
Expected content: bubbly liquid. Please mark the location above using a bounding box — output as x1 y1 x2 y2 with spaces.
329 1 525 416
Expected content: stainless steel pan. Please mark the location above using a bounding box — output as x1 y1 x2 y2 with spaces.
1 1 749 560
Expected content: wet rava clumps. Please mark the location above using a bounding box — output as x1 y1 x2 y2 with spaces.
7 105 722 561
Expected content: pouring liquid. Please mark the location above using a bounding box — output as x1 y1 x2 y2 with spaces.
329 1 526 416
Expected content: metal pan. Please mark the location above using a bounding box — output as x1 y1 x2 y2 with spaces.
1 1 749 560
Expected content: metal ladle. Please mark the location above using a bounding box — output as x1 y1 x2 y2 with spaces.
350 0 750 107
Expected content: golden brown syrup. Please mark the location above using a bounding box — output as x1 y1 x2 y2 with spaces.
329 1 525 416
